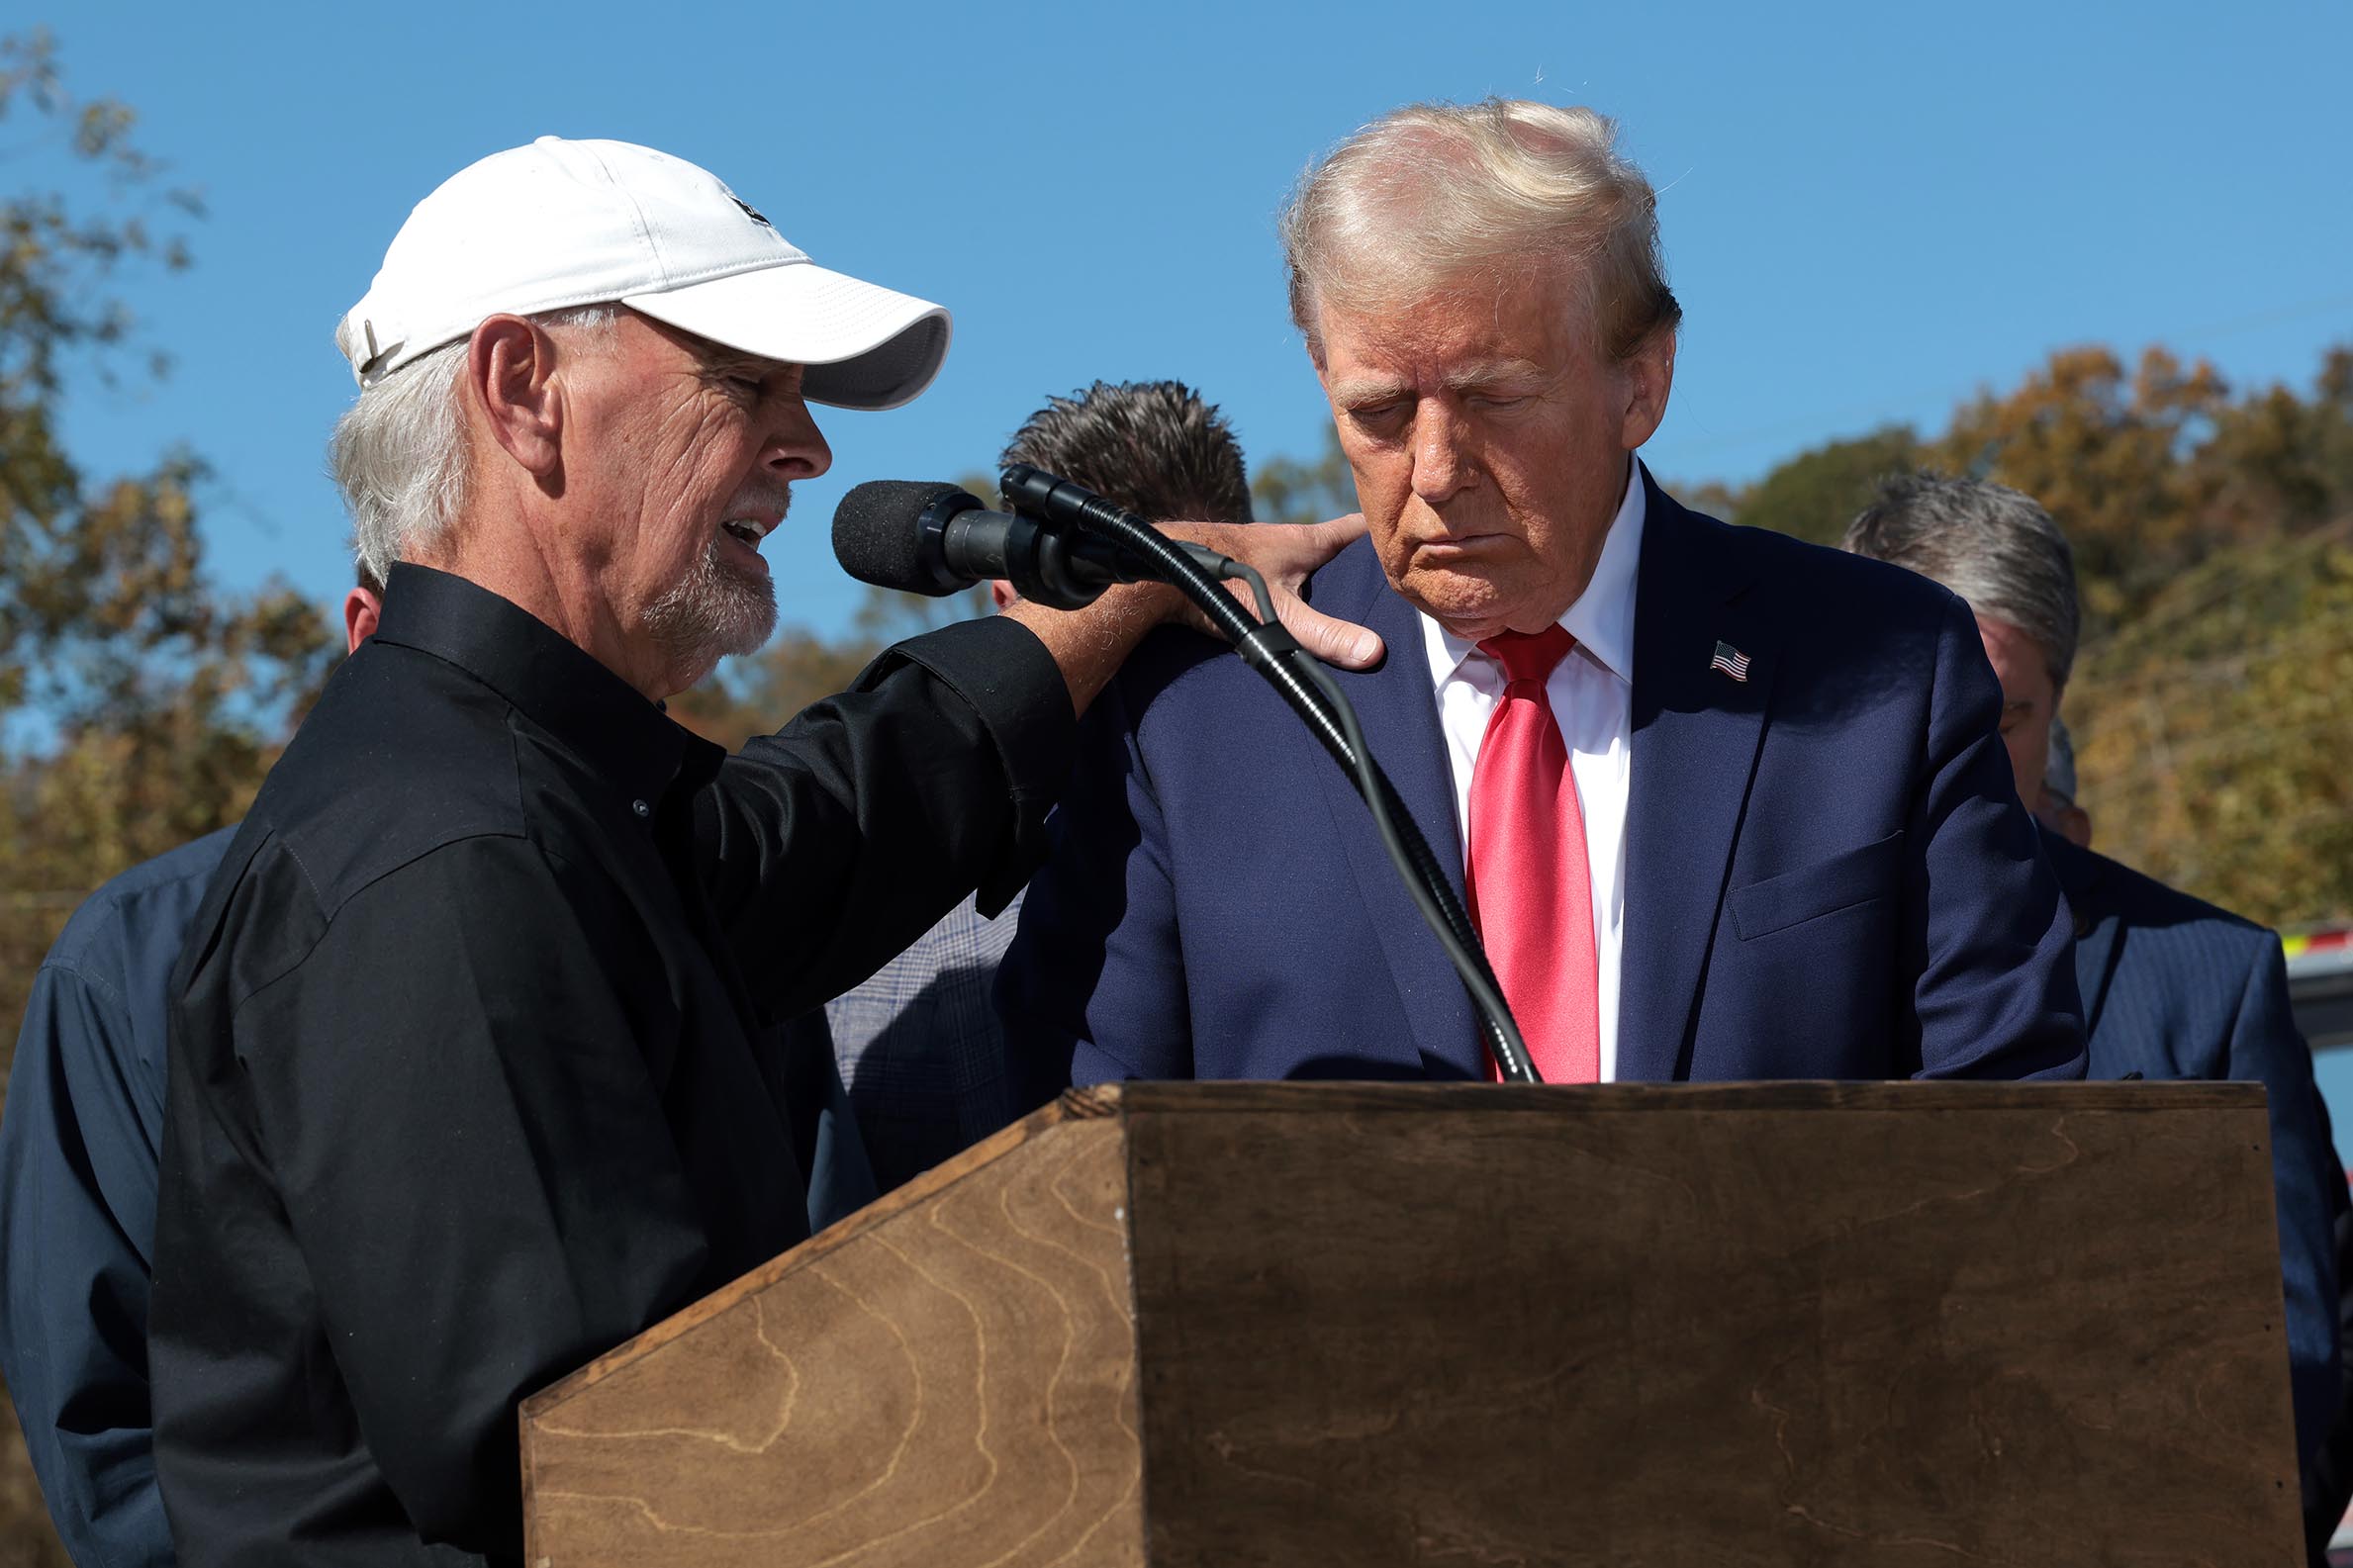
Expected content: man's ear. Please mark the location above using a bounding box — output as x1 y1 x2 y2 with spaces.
342 587 381 653
465 315 564 479
1619 329 1677 451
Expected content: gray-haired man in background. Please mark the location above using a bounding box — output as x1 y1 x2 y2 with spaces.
1842 472 2353 1564
827 379 1256 1190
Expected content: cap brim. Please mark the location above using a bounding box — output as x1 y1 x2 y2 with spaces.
621 262 951 412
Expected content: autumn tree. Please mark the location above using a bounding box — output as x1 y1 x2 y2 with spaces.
1686 425 1921 544
0 31 336 1056
2067 517 2353 927
1930 345 2232 630
1250 426 1356 526
1709 338 2353 928
2192 346 2353 541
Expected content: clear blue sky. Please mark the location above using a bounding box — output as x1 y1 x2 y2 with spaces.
32 0 2353 639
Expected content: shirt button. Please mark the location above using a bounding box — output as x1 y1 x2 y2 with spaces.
632 799 651 819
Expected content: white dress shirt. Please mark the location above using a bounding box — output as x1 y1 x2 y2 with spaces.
1420 466 1643 1081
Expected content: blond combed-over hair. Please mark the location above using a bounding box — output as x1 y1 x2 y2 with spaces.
1280 99 1681 362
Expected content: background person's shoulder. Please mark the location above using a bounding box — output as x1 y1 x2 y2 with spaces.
2048 832 2271 945
44 824 239 980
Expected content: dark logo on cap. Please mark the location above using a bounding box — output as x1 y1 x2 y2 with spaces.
730 194 773 230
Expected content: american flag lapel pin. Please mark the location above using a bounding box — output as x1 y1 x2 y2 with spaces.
1709 640 1750 683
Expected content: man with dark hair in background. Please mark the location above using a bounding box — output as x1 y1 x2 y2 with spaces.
827 379 1255 1191
1842 472 2353 1564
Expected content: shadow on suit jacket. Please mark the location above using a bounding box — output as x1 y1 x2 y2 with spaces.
2048 832 2351 1559
999 470 2085 1091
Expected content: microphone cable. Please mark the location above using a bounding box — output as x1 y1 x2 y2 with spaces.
999 464 1538 1084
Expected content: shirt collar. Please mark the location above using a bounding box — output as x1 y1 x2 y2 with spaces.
1420 456 1647 689
372 563 721 803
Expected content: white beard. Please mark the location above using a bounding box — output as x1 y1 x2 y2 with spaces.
644 534 778 687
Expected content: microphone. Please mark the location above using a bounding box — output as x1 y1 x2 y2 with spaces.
999 462 1142 541
993 463 1542 1083
831 481 1151 610
831 480 1241 611
844 467 1538 1081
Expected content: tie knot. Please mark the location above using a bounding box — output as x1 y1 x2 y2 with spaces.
1477 624 1576 687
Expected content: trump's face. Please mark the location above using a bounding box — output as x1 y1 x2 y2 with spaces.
1313 266 1673 640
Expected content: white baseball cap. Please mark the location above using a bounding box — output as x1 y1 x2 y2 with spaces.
335 136 951 411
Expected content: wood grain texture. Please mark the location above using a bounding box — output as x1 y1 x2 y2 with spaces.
1122 1083 2298 1567
528 1087 1124 1412
520 1108 1142 1568
1116 1080 2263 1116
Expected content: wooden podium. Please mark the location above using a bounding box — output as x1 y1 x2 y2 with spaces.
519 1082 2302 1565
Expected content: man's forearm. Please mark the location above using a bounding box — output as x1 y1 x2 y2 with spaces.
1002 515 1382 717
1000 583 1173 720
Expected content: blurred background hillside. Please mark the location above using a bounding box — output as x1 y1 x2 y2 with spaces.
3 14 2351 1562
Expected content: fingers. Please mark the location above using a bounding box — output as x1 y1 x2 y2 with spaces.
1157 511 1380 667
1310 511 1370 550
1274 597 1384 671
1188 512 1369 585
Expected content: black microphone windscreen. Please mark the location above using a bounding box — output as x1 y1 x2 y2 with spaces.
832 481 972 594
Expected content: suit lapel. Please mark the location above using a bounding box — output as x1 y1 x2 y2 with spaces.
1306 543 1485 1078
2049 841 2122 1039
1619 475 1780 1082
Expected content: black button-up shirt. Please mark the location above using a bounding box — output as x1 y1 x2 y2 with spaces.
150 564 1073 1566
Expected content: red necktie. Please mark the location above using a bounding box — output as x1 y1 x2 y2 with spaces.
1466 626 1600 1083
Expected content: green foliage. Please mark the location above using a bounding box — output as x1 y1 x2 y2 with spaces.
1931 345 2233 631
1250 425 1356 525
2067 521 2353 926
0 39 342 1555
0 32 335 1071
1722 340 2353 927
0 33 2343 1560
1685 425 1921 545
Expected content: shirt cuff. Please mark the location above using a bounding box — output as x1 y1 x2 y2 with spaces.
863 616 1076 913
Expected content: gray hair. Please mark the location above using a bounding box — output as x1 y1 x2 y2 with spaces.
329 305 617 586
1279 98 1681 361
1840 472 2081 688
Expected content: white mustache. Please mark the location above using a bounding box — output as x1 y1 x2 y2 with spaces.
724 488 793 526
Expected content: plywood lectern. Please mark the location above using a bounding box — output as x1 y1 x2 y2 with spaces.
519 1082 2302 1565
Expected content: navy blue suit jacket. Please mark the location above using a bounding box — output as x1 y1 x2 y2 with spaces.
0 830 233 1568
2047 833 2348 1533
1001 475 2085 1087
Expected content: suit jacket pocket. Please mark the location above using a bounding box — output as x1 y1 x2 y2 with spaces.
1729 830 1905 941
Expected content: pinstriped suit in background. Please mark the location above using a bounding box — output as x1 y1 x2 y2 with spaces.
825 890 1025 1192
2047 831 2352 1561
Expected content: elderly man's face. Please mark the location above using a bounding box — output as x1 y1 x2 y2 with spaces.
1976 615 2060 814
561 312 832 688
1313 265 1672 639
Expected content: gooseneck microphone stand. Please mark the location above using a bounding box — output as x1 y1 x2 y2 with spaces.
998 464 1540 1084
